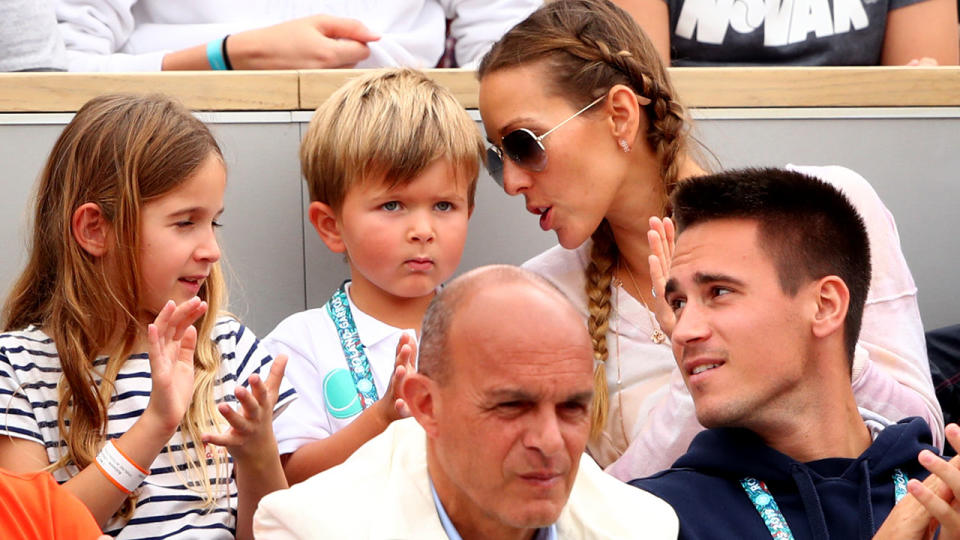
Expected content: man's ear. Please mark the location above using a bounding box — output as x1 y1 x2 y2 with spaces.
308 201 346 253
810 276 850 339
605 84 652 150
402 373 439 438
71 202 111 257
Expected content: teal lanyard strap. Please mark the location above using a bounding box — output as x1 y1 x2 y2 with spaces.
892 469 908 502
741 477 796 540
325 281 379 409
741 469 907 539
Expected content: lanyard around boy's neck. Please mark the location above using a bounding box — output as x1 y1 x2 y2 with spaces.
740 470 907 539
325 281 379 410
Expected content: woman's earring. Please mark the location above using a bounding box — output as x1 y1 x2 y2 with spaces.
619 139 631 153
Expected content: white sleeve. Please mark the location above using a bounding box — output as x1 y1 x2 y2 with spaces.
56 0 164 71
354 3 442 68
56 0 260 71
439 0 541 68
605 368 702 480
261 318 335 455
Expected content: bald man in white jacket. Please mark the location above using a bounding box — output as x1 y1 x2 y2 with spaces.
255 266 678 539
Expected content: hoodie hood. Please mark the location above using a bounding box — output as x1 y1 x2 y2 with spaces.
671 416 933 483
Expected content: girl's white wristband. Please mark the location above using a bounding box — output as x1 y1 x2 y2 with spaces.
94 440 149 494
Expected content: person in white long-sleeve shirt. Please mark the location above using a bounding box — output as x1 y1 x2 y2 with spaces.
55 0 540 72
2 0 66 71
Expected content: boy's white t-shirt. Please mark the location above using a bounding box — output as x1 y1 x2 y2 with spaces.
265 281 416 455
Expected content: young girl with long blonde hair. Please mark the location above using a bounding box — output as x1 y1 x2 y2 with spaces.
0 93 294 539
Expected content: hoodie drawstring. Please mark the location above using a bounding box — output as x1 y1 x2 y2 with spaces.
858 460 876 540
791 465 830 540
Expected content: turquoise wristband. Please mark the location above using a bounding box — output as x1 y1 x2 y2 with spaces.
206 38 228 71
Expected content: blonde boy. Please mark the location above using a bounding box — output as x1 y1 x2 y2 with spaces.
265 68 484 484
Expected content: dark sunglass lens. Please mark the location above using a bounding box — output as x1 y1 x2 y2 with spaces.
486 147 504 187
503 129 547 172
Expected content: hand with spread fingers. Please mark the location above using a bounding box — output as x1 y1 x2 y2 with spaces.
202 355 289 540
875 423 960 539
143 297 208 435
647 216 677 337
202 355 288 462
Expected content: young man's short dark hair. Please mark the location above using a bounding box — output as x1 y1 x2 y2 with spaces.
670 167 871 364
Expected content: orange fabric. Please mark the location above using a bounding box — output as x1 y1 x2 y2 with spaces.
0 469 102 540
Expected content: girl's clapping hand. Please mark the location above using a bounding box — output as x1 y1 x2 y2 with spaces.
144 297 208 434
202 355 288 462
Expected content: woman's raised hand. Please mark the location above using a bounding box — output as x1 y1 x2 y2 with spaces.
647 216 677 337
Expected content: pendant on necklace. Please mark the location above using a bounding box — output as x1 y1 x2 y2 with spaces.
651 329 667 344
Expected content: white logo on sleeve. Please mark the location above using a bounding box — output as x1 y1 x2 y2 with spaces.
675 0 869 46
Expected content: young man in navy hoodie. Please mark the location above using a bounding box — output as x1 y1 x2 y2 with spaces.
631 167 943 539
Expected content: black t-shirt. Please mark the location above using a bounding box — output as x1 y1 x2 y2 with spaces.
666 0 927 65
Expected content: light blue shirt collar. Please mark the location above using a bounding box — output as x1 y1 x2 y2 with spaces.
428 476 558 540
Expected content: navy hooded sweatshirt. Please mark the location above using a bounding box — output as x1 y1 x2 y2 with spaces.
631 417 936 540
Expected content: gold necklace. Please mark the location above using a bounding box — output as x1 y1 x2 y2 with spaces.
611 260 669 453
614 283 629 448
617 261 667 344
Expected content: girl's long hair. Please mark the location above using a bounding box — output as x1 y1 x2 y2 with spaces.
479 0 692 440
2 93 228 518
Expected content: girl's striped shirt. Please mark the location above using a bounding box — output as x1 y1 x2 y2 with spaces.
0 316 296 539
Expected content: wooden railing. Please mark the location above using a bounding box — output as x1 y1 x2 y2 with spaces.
2 67 958 112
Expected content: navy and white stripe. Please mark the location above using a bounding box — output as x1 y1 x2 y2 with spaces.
0 316 296 539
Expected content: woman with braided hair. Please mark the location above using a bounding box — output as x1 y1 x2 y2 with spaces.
477 0 941 478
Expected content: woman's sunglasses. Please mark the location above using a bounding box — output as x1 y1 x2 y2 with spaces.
486 95 606 187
